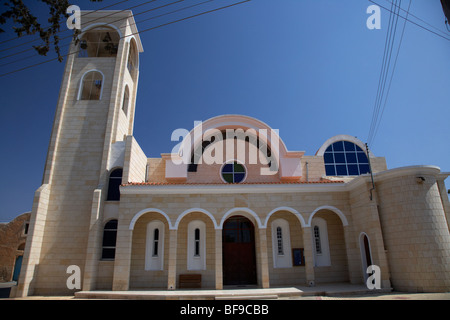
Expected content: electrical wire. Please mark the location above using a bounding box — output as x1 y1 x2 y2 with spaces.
370 0 412 145
368 0 450 42
0 0 185 67
367 0 400 146
0 0 217 67
0 0 251 78
0 0 131 46
384 0 449 37
0 0 159 56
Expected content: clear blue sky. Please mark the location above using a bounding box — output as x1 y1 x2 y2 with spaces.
0 0 449 222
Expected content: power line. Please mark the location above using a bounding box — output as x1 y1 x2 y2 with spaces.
0 0 159 56
368 0 401 145
371 0 412 145
368 0 450 42
383 0 449 37
0 0 216 68
0 0 185 67
368 0 450 145
367 0 402 146
0 0 251 78
0 0 131 46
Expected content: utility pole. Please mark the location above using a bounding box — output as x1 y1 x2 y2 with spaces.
366 143 376 201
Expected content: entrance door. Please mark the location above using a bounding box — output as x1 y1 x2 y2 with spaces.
222 216 257 285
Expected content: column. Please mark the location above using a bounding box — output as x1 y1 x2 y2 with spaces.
167 229 178 290
215 228 223 290
302 226 315 286
258 228 270 288
112 223 132 291
16 184 50 297
82 189 102 291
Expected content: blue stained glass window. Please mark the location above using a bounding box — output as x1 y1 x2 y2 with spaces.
221 161 246 183
325 165 336 176
336 164 348 176
357 152 369 163
323 141 371 176
345 152 357 163
333 141 344 151
324 152 334 163
344 141 356 151
334 152 346 164
222 163 233 172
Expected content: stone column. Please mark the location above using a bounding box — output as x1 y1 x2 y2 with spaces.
112 224 132 291
82 189 103 291
258 228 270 288
302 227 315 286
215 228 223 290
16 184 50 297
167 229 178 290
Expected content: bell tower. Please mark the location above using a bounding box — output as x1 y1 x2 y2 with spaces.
17 11 143 296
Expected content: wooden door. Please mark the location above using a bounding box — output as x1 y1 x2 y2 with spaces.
222 216 257 285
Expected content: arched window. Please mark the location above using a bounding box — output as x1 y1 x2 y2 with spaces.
360 233 373 281
311 218 331 266
78 27 120 58
122 85 129 116
107 168 122 201
146 220 165 270
127 39 138 78
101 220 118 260
79 70 103 100
187 220 206 270
323 140 371 176
271 219 292 268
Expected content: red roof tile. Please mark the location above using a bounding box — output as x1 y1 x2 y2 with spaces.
122 180 344 187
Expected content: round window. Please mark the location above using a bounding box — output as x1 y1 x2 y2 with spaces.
221 161 246 183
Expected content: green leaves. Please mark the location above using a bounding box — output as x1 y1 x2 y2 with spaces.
0 0 102 62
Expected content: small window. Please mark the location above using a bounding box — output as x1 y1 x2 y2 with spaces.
323 141 371 176
221 161 246 183
107 168 122 201
276 226 284 255
194 228 200 256
153 228 159 257
79 71 103 100
102 220 118 260
122 86 129 116
23 222 29 235
314 226 322 254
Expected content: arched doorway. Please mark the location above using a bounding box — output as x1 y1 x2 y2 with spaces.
222 216 257 285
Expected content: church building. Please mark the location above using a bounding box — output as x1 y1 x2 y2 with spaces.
15 11 450 297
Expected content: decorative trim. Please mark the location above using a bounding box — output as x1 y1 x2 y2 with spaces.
174 208 218 229
129 208 173 230
219 207 264 229
307 205 349 227
264 206 306 228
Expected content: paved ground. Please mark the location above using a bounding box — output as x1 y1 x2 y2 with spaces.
3 282 449 300
5 291 450 300
283 292 450 300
